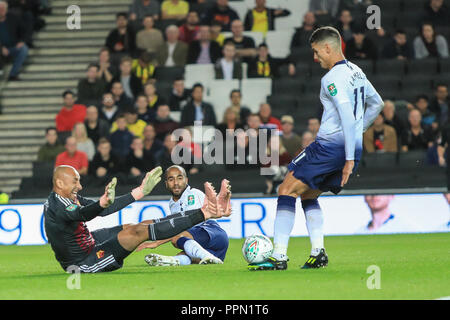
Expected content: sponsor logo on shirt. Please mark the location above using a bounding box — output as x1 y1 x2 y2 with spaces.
327 83 337 96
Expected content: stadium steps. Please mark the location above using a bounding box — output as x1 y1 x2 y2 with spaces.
0 0 123 196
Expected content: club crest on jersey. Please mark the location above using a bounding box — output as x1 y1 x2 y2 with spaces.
96 250 105 259
65 204 78 212
327 83 337 96
188 195 195 205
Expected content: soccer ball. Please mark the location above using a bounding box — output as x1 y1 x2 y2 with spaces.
242 234 273 264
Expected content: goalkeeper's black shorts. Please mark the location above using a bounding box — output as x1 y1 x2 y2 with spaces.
72 225 131 273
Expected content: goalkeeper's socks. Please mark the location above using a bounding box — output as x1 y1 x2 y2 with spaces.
174 254 192 265
273 195 296 258
302 199 324 257
177 237 213 261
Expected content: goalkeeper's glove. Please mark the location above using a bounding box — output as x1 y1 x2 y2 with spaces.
132 166 163 200
106 177 117 205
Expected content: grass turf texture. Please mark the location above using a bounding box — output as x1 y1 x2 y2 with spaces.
0 233 449 300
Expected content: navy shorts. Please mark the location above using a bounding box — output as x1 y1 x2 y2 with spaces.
288 140 360 195
188 220 229 261
74 225 131 273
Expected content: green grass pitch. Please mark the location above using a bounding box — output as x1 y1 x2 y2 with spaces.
0 233 449 300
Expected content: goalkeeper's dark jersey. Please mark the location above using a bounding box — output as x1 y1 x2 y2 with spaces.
43 191 134 269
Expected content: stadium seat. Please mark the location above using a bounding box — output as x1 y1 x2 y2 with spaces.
228 1 249 20
155 81 173 100
267 94 297 118
154 66 184 82
243 31 265 46
407 59 439 75
362 152 398 168
241 78 272 112
395 11 423 28
373 0 401 12
265 29 296 58
290 47 314 65
374 59 406 76
398 150 427 168
184 64 215 89
205 79 240 120
438 58 450 74
357 60 375 77
272 78 304 97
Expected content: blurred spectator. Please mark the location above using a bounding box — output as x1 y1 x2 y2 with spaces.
291 11 318 49
55 136 89 175
143 123 165 164
129 0 160 25
135 94 155 123
248 43 295 78
345 29 378 60
382 100 405 139
161 0 189 21
105 12 136 61
144 81 165 111
414 22 449 59
202 0 239 32
72 123 96 161
55 90 87 132
6 0 39 48
157 24 188 67
88 138 121 181
187 25 222 64
109 114 134 160
216 106 243 137
111 108 147 139
228 89 251 125
363 114 398 153
301 130 315 149
0 1 28 81
225 19 257 64
99 92 119 125
382 29 415 60
309 0 340 22
132 51 156 85
244 0 290 34
125 137 156 182
153 104 180 141
335 9 356 43
110 81 134 110
77 63 107 106
177 129 202 174
136 15 164 55
214 41 242 80
414 94 438 130
168 78 191 111
307 117 320 139
178 10 200 44
111 56 143 100
258 103 281 131
180 83 217 126
37 127 65 162
280 115 302 159
245 113 261 131
263 135 291 194
401 109 434 152
97 47 117 84
437 121 449 166
84 105 111 145
210 21 225 46
422 0 450 27
429 83 449 127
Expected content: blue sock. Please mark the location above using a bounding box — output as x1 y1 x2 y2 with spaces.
273 195 296 258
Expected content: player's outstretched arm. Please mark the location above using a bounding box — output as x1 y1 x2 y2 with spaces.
131 166 163 201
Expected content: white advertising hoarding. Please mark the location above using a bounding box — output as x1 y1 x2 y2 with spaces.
0 194 448 245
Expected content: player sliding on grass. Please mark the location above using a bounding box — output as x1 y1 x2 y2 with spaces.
136 165 230 266
249 26 384 271
44 165 232 273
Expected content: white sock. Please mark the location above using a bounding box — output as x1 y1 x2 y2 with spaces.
183 239 213 260
302 199 324 256
273 195 296 260
174 254 192 265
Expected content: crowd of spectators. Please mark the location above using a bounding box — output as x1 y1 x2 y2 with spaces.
30 0 449 193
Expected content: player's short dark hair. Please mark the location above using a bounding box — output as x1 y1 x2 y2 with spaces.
230 89 241 97
45 127 57 134
192 83 204 91
309 26 341 45
166 165 187 179
62 90 74 98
